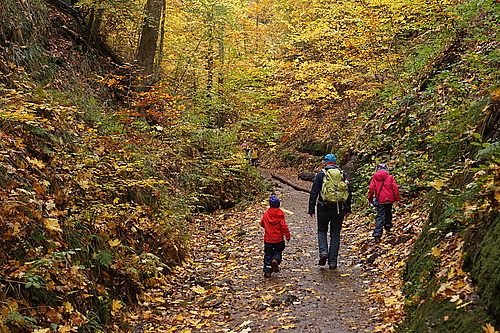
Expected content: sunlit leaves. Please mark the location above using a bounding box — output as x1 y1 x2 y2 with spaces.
108 239 121 247
430 179 446 191
483 323 499 333
111 299 124 315
44 218 62 233
491 89 500 101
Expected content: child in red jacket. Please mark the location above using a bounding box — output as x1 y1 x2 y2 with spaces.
260 195 291 278
368 163 400 243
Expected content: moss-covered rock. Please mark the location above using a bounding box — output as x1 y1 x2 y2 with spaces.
401 187 500 331
464 210 500 324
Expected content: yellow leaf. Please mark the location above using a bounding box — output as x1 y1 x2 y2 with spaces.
64 302 74 313
27 156 45 168
113 197 120 204
33 329 50 333
191 285 206 294
44 218 62 233
12 223 21 236
108 239 121 247
430 247 441 257
304 288 318 294
7 299 18 311
58 325 72 333
464 202 478 211
494 190 500 202
482 323 498 333
111 299 123 315
491 88 500 101
78 179 90 189
70 265 80 275
282 324 296 329
430 179 445 191
384 296 399 306
45 200 56 211
282 209 294 215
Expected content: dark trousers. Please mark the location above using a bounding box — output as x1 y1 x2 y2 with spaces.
372 203 393 237
263 241 285 273
317 209 344 266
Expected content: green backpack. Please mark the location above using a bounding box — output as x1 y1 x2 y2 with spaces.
320 168 349 204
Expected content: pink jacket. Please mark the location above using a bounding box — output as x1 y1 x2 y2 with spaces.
368 170 400 204
260 207 291 243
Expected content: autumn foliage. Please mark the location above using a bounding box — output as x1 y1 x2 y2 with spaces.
1 0 500 331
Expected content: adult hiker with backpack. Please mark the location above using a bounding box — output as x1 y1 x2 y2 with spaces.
368 163 400 243
308 154 352 269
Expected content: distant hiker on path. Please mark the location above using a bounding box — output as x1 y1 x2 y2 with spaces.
308 154 352 269
241 141 249 153
368 163 400 243
250 145 259 166
241 141 251 164
260 195 291 278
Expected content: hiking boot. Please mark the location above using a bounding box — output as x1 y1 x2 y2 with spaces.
329 264 337 270
271 259 280 272
264 272 272 278
374 236 381 243
318 254 328 266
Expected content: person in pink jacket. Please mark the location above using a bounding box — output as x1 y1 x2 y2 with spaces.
368 164 400 243
260 195 291 278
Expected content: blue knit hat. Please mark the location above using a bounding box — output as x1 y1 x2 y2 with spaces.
269 195 280 208
376 163 388 171
324 154 337 164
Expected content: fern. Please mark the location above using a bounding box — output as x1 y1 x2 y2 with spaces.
96 250 114 267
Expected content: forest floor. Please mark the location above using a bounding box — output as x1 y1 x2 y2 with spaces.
128 168 424 332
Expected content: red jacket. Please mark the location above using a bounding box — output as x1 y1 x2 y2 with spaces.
368 170 400 204
260 207 291 243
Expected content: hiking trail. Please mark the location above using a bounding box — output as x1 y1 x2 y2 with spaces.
130 168 418 332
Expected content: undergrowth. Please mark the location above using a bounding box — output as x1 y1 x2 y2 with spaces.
0 1 269 331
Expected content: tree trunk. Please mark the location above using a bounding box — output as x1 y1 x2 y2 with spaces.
153 0 166 83
136 0 164 88
44 0 124 65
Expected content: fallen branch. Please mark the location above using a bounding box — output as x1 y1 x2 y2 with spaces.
270 173 310 193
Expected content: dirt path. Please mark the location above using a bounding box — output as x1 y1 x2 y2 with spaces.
247 171 381 332
130 170 415 332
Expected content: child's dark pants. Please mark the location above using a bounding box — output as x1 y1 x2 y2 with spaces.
372 203 393 238
263 241 285 273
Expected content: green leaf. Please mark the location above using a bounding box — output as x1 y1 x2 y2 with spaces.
96 250 114 267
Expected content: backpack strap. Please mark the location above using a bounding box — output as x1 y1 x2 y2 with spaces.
376 178 386 200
